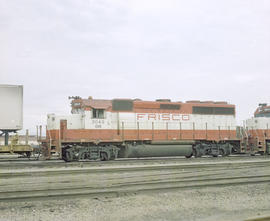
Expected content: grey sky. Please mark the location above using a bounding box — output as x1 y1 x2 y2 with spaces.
1 0 270 134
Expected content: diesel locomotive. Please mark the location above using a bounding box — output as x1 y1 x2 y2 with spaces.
42 96 260 162
244 103 270 155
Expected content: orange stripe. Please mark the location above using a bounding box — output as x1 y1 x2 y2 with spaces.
47 129 238 143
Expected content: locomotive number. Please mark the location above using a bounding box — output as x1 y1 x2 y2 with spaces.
92 119 105 129
92 119 105 124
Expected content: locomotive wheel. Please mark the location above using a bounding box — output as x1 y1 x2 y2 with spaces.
79 152 87 160
258 151 265 156
65 151 73 162
194 149 203 158
185 152 193 158
100 152 109 161
219 149 226 157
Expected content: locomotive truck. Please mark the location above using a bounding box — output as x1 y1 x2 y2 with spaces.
43 96 244 161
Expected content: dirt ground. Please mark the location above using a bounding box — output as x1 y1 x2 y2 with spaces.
1 183 270 221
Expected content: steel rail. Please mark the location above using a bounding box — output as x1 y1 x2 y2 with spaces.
0 174 269 201
1 160 269 178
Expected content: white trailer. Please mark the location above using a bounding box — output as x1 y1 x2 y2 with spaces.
0 84 24 146
0 85 23 131
0 85 32 156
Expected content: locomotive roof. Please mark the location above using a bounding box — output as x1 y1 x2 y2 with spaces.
80 99 112 109
72 97 232 106
254 104 270 117
71 97 234 115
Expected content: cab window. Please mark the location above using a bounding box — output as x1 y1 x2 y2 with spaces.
92 109 105 119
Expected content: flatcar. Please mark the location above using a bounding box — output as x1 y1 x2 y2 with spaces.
43 97 242 161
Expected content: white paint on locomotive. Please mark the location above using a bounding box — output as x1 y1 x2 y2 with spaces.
47 110 236 132
245 117 270 130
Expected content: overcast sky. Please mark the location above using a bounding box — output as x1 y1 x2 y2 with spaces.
1 0 270 134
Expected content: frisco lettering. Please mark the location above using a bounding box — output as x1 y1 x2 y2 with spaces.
136 113 189 121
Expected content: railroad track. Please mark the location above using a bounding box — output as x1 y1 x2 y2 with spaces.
0 159 270 201
0 160 269 177
0 154 269 169
0 174 269 201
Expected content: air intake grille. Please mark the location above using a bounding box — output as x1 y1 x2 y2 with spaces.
192 106 235 115
112 100 133 111
160 104 181 110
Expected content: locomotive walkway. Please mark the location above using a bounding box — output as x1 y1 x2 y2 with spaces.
0 156 270 201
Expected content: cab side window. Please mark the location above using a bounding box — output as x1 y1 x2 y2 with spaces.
92 109 105 119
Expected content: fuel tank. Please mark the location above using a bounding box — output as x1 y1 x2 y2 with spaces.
120 143 193 158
